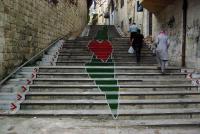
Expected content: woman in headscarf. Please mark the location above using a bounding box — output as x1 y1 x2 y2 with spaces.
155 30 170 73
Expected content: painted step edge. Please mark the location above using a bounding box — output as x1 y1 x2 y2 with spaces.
29 84 196 88
2 109 200 119
21 99 200 104
25 91 200 96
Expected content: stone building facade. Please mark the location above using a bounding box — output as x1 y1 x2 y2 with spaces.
141 0 200 69
96 0 109 25
0 0 88 80
108 0 151 37
89 0 109 25
108 0 200 69
108 0 129 34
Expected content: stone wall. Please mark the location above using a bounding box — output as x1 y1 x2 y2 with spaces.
152 0 200 69
116 0 129 34
186 0 200 68
152 0 183 67
0 0 88 80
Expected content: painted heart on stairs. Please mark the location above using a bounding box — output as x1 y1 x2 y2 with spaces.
88 40 113 62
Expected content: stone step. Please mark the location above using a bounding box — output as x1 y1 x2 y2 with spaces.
39 66 171 69
20 99 200 110
65 42 136 46
28 84 197 92
57 56 156 59
56 62 158 66
62 43 139 46
63 44 148 48
57 54 155 58
64 39 130 46
29 84 194 88
61 46 150 51
56 59 157 63
38 66 180 73
0 100 17 111
32 78 191 85
2 112 198 126
58 52 155 56
3 26 200 126
36 72 187 79
0 100 20 111
25 91 200 100
6 78 32 85
57 56 156 60
13 72 34 78
0 93 18 100
61 43 147 47
61 44 149 48
62 42 132 45
59 50 152 56
2 109 200 120
19 67 38 72
59 49 153 54
15 108 200 116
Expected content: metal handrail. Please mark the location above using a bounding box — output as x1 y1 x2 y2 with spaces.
0 35 67 86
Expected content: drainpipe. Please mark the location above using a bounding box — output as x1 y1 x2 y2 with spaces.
182 0 188 67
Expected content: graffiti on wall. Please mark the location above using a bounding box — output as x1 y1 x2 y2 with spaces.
167 16 176 28
187 19 200 58
161 16 182 65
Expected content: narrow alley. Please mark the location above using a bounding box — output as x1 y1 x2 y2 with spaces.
0 0 200 134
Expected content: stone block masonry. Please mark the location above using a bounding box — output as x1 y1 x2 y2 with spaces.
0 0 88 80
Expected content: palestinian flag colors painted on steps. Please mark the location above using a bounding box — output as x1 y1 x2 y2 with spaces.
85 27 119 119
88 40 112 62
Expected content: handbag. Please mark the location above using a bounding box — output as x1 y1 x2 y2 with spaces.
128 46 134 54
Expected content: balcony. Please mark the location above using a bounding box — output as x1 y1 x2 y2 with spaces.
140 0 174 13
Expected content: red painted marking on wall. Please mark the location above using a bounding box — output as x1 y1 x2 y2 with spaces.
32 73 36 79
33 68 38 73
197 80 200 85
26 79 32 85
187 73 192 79
17 94 22 101
10 103 17 111
22 86 27 92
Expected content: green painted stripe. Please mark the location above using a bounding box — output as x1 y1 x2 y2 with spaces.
86 56 119 119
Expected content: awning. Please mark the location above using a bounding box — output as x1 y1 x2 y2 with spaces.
140 0 174 13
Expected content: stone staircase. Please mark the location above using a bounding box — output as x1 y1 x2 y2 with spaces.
0 25 200 126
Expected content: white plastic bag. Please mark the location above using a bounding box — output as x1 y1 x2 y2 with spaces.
128 46 134 54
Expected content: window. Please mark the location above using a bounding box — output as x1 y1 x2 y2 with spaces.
111 0 114 12
137 1 143 12
149 12 152 35
121 0 124 8
121 21 124 30
129 18 132 25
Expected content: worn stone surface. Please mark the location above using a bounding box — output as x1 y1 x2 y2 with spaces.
152 0 200 69
0 0 87 80
152 0 183 67
186 0 200 69
0 117 200 134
